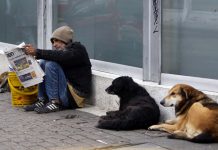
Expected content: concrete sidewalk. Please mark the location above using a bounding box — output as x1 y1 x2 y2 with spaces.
0 92 217 150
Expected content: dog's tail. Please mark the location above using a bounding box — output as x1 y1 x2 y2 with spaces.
168 133 216 143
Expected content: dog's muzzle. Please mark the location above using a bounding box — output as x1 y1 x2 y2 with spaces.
105 87 115 94
160 99 165 106
105 87 109 93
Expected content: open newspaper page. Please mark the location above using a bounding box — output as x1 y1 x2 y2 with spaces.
0 42 44 88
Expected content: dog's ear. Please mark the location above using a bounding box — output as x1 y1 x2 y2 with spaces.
127 76 133 81
126 77 136 90
180 87 189 100
123 76 133 82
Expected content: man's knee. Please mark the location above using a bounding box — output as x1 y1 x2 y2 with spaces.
45 61 60 70
39 59 46 67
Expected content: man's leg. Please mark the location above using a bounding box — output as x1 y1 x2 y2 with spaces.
34 61 69 113
44 61 69 107
23 60 48 111
37 60 48 100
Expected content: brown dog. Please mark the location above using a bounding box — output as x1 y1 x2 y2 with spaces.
149 84 218 143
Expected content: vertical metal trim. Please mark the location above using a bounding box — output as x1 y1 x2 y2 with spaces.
151 0 161 83
45 0 53 49
143 0 150 81
143 0 161 83
37 0 45 49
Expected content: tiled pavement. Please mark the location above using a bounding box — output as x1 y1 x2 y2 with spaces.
0 92 217 150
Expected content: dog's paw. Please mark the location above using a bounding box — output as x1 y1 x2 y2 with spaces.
100 115 112 120
165 119 176 125
148 125 161 131
96 120 104 128
96 119 108 129
95 124 103 129
167 132 184 139
100 115 107 119
106 111 118 117
106 111 113 115
167 134 176 139
98 118 104 123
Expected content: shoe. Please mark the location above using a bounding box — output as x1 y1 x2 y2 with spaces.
23 98 47 111
34 100 60 114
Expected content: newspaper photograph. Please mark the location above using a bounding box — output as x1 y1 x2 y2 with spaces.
0 42 44 88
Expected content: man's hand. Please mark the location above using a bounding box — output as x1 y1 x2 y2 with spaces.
23 44 36 56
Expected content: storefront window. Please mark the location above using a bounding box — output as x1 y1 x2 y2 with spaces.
162 0 218 79
0 0 37 45
52 0 143 67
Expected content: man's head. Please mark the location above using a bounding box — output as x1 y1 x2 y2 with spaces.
50 26 74 50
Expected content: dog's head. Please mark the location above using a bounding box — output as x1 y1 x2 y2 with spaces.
160 84 205 108
105 76 136 96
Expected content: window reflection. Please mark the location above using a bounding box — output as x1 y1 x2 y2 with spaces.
162 0 218 79
53 0 143 67
0 0 37 45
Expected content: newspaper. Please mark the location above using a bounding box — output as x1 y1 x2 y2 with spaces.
0 42 44 88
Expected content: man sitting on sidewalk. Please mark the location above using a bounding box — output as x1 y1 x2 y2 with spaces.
23 26 92 113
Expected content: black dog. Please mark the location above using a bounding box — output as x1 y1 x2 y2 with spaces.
96 76 160 130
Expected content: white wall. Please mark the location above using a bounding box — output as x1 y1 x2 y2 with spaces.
90 70 218 121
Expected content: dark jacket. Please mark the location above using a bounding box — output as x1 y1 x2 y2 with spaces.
35 42 92 98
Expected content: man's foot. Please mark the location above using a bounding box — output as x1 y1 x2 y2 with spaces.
23 98 47 111
34 100 60 114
